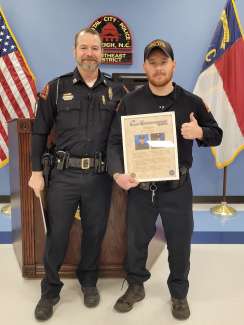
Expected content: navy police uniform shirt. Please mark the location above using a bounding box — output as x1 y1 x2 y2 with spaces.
107 82 223 175
32 68 126 170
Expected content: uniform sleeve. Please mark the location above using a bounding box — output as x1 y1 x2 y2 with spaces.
31 134 47 170
107 99 126 176
195 98 223 147
31 82 57 171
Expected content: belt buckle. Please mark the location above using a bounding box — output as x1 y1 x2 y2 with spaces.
81 158 90 170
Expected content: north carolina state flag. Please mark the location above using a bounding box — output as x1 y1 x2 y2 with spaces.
194 0 244 168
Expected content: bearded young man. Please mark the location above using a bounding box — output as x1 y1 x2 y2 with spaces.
107 39 223 320
29 28 125 321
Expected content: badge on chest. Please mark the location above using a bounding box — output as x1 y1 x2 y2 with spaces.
62 93 74 101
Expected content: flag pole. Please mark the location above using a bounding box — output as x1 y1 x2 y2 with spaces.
210 166 236 216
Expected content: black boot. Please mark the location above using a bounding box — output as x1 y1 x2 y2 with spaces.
114 283 145 313
34 296 60 321
171 297 190 320
82 287 100 307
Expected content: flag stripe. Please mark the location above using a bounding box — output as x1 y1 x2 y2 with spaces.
0 111 8 141
0 126 8 151
1 55 32 117
0 146 7 161
0 133 8 156
0 66 26 118
215 37 244 135
0 126 8 148
9 52 36 110
0 84 18 119
0 90 12 122
15 51 37 105
3 54 34 118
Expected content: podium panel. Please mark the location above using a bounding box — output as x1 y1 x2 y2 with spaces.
8 118 164 278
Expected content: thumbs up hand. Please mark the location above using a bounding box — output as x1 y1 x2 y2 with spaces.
181 112 203 140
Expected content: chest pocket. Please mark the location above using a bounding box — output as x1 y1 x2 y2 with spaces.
56 100 80 130
99 98 118 126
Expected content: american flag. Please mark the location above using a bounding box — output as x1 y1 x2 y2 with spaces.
0 8 37 168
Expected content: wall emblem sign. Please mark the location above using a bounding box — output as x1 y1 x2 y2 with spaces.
90 15 132 65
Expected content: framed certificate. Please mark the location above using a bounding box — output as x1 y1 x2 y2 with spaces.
121 112 179 182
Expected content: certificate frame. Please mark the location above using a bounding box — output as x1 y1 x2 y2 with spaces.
121 112 179 182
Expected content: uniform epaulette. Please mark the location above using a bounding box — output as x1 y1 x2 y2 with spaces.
58 72 73 79
47 72 72 85
48 76 59 86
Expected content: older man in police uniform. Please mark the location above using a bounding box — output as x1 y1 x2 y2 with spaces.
28 28 125 321
107 39 223 320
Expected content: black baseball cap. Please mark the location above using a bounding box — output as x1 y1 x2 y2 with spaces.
144 39 174 61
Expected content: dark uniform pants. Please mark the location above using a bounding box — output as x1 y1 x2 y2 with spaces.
41 168 112 299
126 174 193 299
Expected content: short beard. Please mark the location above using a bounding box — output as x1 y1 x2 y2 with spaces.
148 72 173 88
149 79 170 88
78 60 99 72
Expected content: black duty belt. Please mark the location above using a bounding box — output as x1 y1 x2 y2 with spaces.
67 157 95 170
55 150 106 172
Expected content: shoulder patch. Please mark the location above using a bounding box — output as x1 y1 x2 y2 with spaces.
39 84 49 100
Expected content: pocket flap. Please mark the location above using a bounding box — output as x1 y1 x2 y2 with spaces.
58 100 80 112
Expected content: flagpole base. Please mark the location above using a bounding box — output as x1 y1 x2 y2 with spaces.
210 201 236 217
0 204 11 215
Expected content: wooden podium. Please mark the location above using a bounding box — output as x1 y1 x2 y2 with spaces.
8 118 164 278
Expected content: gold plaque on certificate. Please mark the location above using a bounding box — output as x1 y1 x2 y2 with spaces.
121 112 179 182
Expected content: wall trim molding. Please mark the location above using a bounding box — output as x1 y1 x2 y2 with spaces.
193 196 244 204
